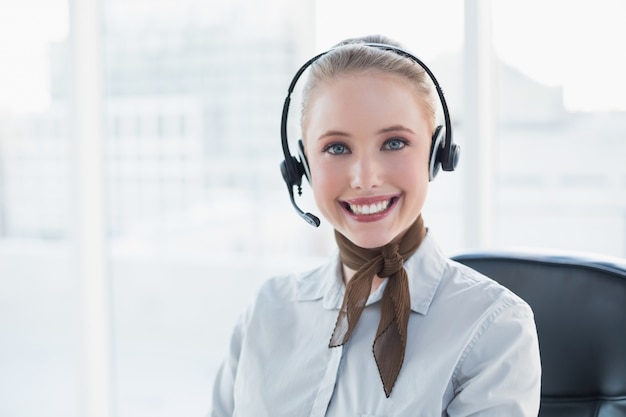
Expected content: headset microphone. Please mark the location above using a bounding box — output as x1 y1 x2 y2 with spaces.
280 160 321 227
288 185 321 227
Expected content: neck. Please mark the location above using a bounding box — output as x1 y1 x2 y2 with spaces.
342 264 386 293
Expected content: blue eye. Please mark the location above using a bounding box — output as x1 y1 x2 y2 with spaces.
324 143 350 155
382 138 408 151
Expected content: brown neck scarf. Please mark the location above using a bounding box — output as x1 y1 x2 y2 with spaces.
329 215 426 397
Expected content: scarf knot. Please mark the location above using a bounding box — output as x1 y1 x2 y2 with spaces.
379 245 404 278
330 216 426 397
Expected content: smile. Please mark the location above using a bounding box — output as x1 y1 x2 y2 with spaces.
349 200 390 215
342 196 400 217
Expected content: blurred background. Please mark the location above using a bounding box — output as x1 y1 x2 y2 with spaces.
1 0 625 416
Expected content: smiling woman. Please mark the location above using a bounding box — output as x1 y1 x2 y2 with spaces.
211 35 541 416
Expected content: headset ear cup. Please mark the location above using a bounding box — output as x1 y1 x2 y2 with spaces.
443 142 461 172
298 140 312 183
280 155 304 188
429 125 445 181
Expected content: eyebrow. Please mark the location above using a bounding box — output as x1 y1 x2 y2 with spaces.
378 125 416 135
316 130 349 141
316 125 415 141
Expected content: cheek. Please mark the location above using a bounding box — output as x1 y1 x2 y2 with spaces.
307 156 347 212
309 157 338 194
390 149 430 180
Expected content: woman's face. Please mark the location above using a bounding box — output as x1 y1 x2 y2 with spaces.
303 71 432 249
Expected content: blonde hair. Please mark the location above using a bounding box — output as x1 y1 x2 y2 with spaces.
300 34 437 133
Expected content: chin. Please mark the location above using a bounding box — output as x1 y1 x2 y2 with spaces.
341 229 398 249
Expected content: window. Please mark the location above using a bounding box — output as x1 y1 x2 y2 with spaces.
1 1 624 416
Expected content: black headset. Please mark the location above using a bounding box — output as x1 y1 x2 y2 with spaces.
280 43 460 227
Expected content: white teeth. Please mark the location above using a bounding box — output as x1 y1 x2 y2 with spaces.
349 199 390 215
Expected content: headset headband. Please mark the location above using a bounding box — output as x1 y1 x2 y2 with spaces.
280 42 454 170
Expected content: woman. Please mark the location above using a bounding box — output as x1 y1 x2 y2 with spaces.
211 34 541 417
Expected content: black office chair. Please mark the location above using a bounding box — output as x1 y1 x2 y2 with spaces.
452 250 626 417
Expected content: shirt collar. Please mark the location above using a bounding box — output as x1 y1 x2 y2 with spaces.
294 232 446 315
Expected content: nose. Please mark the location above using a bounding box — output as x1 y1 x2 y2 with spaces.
349 152 383 190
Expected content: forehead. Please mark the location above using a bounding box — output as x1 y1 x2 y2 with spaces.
312 69 417 96
303 69 432 120
306 71 427 118
303 71 431 138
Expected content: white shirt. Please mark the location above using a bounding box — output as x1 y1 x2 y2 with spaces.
211 233 541 417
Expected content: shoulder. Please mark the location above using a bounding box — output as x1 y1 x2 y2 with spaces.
407 232 536 347
444 257 531 312
439 258 539 367
407 233 531 319
248 254 341 312
438 257 535 334
443 258 513 296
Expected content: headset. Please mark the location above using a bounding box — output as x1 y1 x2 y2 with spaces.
280 43 460 227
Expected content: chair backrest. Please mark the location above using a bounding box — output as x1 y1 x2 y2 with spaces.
452 250 626 417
